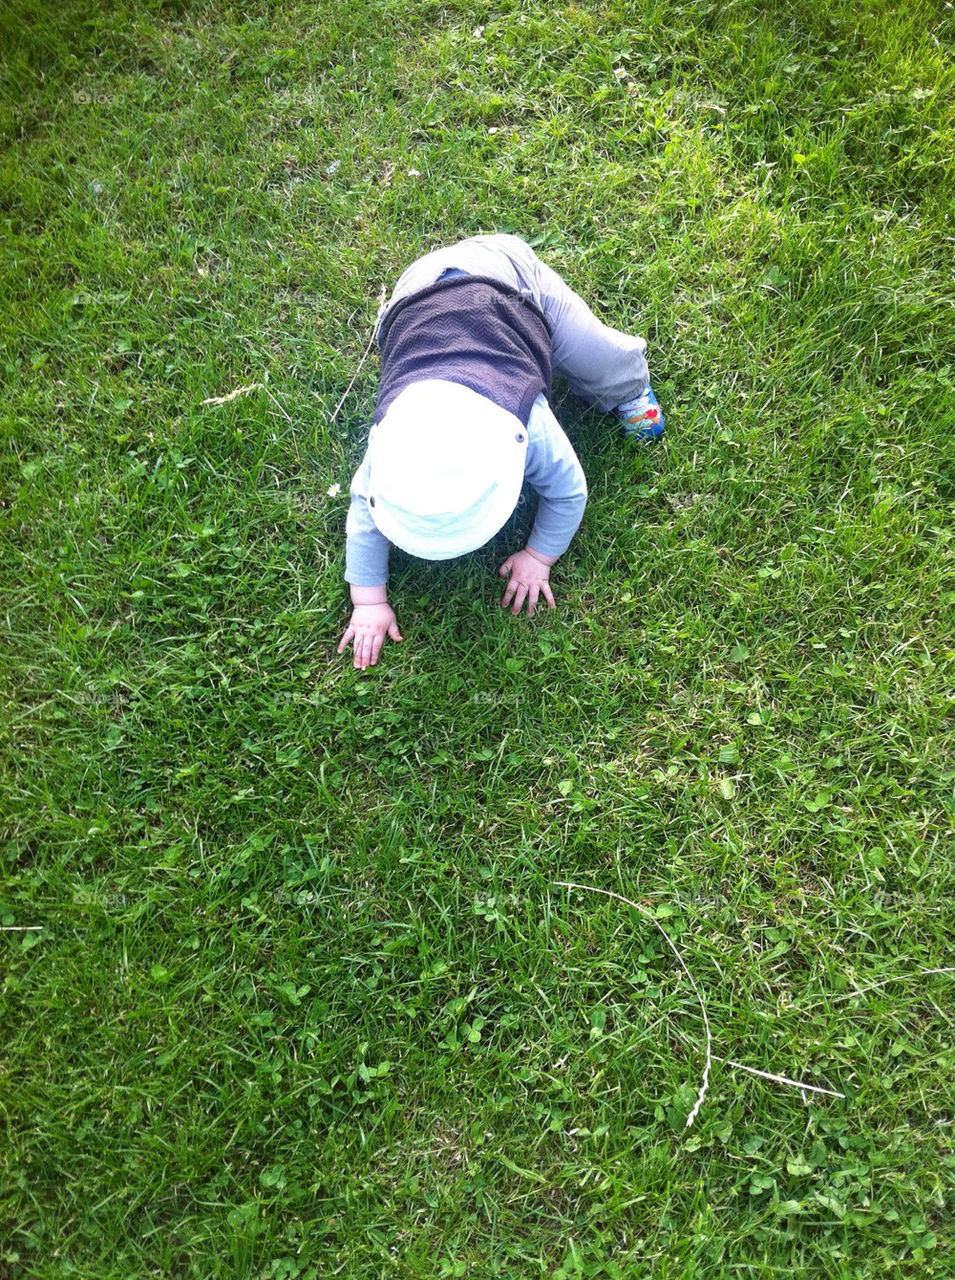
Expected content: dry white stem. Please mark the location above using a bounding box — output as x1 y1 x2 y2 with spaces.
721 1059 846 1099
329 285 388 426
0 926 42 931
555 880 712 1130
669 1025 846 1101
262 385 292 422
201 382 264 406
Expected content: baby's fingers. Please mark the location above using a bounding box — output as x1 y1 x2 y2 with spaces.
337 624 356 655
353 631 376 670
509 583 529 615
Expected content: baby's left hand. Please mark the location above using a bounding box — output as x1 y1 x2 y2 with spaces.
498 547 557 617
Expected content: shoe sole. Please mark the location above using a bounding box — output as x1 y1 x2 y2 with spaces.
620 420 665 442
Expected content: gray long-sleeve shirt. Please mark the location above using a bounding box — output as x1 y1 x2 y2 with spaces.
345 392 587 586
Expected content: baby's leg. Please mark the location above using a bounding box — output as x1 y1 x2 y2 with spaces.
480 236 650 412
530 256 650 412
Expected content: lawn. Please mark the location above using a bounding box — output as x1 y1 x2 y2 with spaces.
1 0 953 1276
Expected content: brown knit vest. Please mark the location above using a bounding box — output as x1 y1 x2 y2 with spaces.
375 275 553 425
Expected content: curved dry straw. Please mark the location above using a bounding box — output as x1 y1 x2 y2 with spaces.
555 880 712 1129
329 285 388 426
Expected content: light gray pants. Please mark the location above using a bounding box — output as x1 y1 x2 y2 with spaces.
376 234 649 413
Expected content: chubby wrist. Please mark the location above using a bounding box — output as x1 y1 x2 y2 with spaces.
524 544 559 568
351 584 388 606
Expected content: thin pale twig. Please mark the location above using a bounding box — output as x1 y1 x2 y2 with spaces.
555 880 712 1130
262 385 292 422
721 1059 846 1099
669 1025 846 1100
329 285 387 426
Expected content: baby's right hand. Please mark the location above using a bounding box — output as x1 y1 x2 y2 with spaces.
338 603 403 670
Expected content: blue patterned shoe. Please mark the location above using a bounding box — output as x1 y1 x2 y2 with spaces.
615 387 664 441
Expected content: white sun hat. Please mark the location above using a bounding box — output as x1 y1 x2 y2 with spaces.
367 379 529 560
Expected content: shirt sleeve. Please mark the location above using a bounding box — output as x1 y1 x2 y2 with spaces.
344 445 392 586
522 394 588 557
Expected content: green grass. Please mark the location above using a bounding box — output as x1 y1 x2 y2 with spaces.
1 0 954 1275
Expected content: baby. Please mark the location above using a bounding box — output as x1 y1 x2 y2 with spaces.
338 234 663 669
